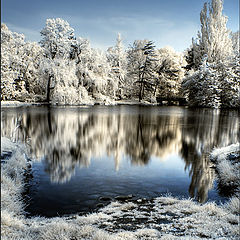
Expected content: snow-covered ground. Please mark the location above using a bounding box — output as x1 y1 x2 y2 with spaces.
1 101 42 107
1 137 239 239
210 143 240 195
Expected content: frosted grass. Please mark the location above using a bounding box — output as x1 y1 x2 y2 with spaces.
211 143 240 186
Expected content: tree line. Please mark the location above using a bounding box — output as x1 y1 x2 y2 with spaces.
1 0 239 108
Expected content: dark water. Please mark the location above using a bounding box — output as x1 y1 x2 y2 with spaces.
1 105 239 217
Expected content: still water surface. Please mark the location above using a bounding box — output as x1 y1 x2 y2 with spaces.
1 105 239 217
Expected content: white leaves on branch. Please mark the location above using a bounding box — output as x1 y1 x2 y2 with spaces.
40 18 75 60
230 31 240 55
197 0 233 65
107 33 128 99
1 24 44 101
156 46 185 97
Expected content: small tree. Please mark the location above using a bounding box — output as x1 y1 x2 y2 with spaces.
107 33 127 99
127 40 157 101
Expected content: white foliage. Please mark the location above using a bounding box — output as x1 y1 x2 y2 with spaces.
218 56 240 108
126 40 158 100
225 197 240 215
41 58 93 105
211 143 240 159
74 38 113 99
182 0 239 109
107 33 127 99
210 143 240 186
217 160 238 183
183 3 240 110
40 18 75 60
127 39 149 80
1 23 44 102
156 46 185 97
1 24 27 99
230 31 240 55
182 57 221 108
195 0 233 66
1 9 238 108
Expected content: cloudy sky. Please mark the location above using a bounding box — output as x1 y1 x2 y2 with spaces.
1 0 239 52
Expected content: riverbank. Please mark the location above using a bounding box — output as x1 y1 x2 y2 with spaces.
1 137 239 239
0 99 159 107
1 101 43 107
210 143 240 198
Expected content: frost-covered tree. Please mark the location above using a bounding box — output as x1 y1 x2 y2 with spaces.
155 46 185 98
39 18 92 104
182 55 221 108
182 0 239 108
217 59 240 108
71 37 113 104
74 37 94 88
107 33 127 99
230 31 239 55
189 0 233 69
183 54 240 108
127 40 157 101
138 41 158 101
1 23 25 100
19 42 44 98
40 18 74 102
127 40 147 99
40 18 76 60
40 58 91 105
90 49 112 100
1 24 44 101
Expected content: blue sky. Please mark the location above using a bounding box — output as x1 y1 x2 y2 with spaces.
1 0 239 52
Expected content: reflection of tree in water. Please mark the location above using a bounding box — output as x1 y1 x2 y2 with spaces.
180 108 239 203
1 107 239 202
181 141 215 203
125 115 152 165
124 114 181 165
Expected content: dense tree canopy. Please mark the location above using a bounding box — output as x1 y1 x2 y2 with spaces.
1 0 239 108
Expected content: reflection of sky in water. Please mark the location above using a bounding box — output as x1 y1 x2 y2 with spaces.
1 105 239 217
28 154 191 217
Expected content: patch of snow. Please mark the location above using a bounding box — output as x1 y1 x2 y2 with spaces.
1 101 41 107
210 143 240 186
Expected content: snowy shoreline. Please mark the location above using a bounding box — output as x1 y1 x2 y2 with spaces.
1 137 239 239
210 143 240 198
1 100 159 107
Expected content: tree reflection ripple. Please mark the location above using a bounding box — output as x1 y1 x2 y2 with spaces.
1 106 239 203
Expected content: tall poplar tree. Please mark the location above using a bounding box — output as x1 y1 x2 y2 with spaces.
183 0 239 108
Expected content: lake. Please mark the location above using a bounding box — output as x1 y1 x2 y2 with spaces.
1 105 239 217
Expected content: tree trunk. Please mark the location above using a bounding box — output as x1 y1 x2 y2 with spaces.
46 75 53 103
